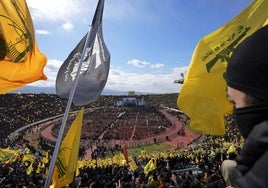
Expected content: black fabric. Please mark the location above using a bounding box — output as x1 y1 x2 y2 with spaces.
226 25 268 101
233 103 268 138
235 120 268 188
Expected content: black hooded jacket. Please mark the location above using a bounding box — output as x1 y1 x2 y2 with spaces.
235 120 268 188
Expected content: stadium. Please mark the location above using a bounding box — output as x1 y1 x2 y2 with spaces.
0 93 243 187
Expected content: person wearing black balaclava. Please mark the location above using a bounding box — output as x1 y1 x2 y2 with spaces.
225 25 268 188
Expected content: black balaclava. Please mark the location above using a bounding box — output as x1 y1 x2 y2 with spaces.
226 25 268 138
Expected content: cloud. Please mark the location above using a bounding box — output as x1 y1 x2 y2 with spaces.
26 0 152 24
62 22 73 30
30 59 62 87
106 66 187 93
36 30 51 35
110 69 124 76
26 0 92 22
128 59 150 68
128 59 165 69
30 58 187 94
151 63 164 69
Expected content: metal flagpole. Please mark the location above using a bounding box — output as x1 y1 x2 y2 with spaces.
44 24 95 188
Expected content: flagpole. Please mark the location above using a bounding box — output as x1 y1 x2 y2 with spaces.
44 25 95 188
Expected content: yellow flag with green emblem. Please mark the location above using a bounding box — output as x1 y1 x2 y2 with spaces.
51 108 84 188
144 159 156 175
0 0 47 93
177 0 268 135
129 160 138 171
0 148 21 163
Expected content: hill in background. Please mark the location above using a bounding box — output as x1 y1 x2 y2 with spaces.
11 86 154 96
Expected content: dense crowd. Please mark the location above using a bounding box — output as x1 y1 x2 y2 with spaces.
73 117 242 188
0 93 243 187
0 93 178 147
0 94 67 147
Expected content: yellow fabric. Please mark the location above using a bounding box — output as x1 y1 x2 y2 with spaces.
0 0 47 93
144 159 156 175
26 162 33 175
51 108 84 188
22 154 35 162
227 144 236 154
42 151 49 164
0 148 21 162
177 0 268 135
129 156 138 171
36 162 42 174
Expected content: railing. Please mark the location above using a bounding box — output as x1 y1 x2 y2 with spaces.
171 166 201 174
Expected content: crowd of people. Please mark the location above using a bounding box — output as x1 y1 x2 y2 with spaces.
73 121 242 188
0 119 243 188
0 94 67 148
0 93 179 148
0 92 244 187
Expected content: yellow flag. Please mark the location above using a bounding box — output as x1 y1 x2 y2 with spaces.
22 154 35 163
144 159 156 175
42 151 49 164
0 0 47 93
26 162 34 175
227 144 236 154
177 0 268 135
36 162 42 174
51 108 84 188
129 160 138 172
0 148 21 162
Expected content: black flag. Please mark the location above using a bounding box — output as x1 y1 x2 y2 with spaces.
56 0 110 106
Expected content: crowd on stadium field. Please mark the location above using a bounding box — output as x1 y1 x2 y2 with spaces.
73 132 237 188
0 93 243 187
0 93 178 147
0 121 242 188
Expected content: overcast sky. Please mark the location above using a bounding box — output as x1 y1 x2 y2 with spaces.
26 0 252 94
